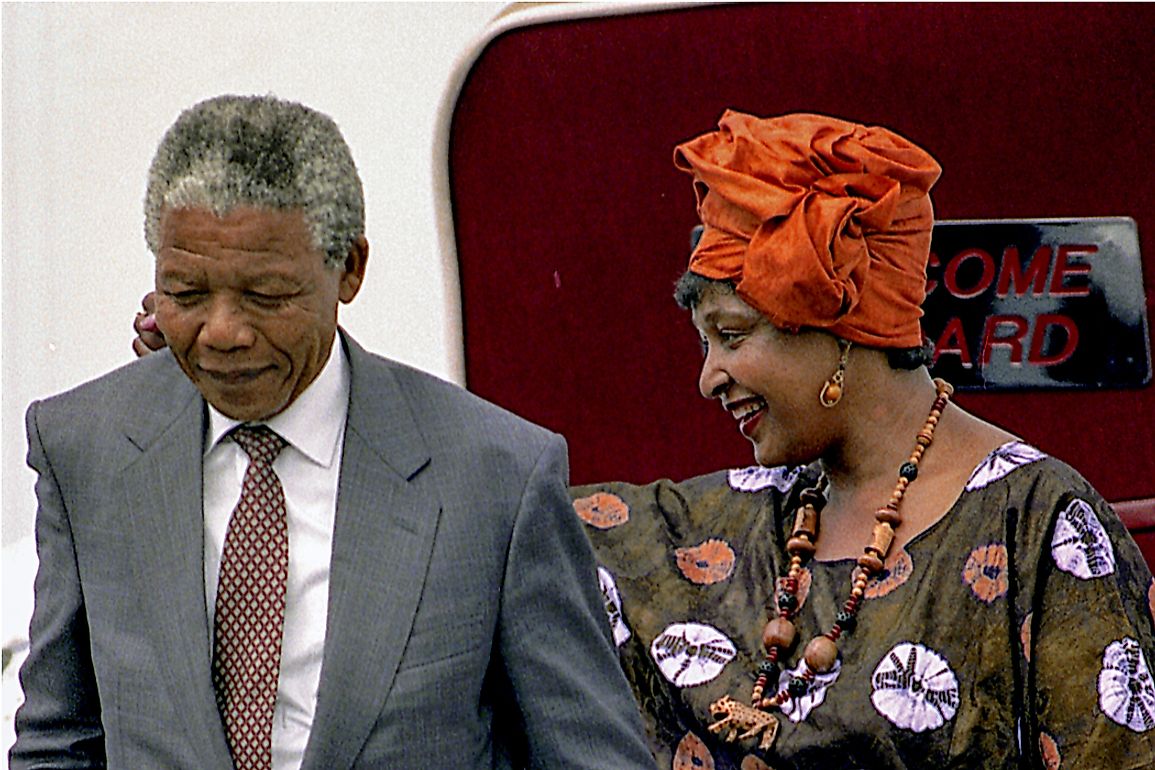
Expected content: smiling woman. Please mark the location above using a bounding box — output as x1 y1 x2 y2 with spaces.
688 285 846 470
572 111 1155 770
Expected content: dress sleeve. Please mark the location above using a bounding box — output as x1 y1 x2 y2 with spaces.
1020 465 1155 768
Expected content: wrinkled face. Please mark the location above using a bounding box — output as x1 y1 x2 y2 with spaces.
154 206 365 421
691 284 839 467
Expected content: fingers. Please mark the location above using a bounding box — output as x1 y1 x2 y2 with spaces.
132 305 166 357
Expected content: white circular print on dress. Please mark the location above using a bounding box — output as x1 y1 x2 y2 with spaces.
776 658 842 723
597 566 631 647
1099 637 1155 732
964 441 1046 491
650 621 737 687
871 642 960 732
1051 498 1116 580
727 465 801 493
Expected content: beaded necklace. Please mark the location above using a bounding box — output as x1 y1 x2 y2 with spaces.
707 378 954 752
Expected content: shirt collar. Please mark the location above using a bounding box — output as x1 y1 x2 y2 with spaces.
205 337 350 468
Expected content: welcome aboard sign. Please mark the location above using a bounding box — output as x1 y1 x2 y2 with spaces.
924 218 1150 390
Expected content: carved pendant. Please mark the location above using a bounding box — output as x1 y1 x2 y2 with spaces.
707 695 780 751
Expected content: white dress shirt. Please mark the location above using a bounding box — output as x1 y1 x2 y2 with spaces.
203 340 349 770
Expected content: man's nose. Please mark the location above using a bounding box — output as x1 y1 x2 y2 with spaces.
199 298 256 350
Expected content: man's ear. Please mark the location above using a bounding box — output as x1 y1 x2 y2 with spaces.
338 236 369 304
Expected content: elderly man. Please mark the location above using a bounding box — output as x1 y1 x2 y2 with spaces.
10 95 654 769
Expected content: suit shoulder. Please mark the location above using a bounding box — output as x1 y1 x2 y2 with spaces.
357 350 559 449
33 352 184 414
28 352 195 447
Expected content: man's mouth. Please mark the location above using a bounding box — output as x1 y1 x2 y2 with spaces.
199 367 269 386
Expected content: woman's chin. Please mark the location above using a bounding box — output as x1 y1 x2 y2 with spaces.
752 439 816 470
751 442 783 469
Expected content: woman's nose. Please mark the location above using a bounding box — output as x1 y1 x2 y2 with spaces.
698 346 729 400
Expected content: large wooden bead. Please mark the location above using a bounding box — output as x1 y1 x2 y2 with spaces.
792 504 819 539
866 522 895 557
875 507 902 525
786 536 816 556
857 551 884 573
803 636 839 673
762 617 797 652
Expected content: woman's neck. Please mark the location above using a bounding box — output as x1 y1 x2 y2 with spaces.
811 366 959 561
819 366 938 494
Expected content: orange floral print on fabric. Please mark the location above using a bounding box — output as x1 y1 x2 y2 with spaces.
1148 578 1155 624
963 542 1010 603
673 731 716 770
774 569 812 613
864 550 914 599
676 538 737 585
1020 612 1033 662
741 755 774 770
1039 731 1061 769
572 492 629 530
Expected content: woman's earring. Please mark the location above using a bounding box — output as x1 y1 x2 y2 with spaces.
819 339 852 408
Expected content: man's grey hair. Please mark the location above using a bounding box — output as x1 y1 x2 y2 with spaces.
144 94 364 266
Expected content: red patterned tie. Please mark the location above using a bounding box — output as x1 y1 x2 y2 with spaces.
212 425 289 770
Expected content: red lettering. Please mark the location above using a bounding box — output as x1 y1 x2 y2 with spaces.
1049 244 1095 296
980 315 1029 365
995 245 1050 297
1028 314 1079 365
932 317 973 368
944 248 996 299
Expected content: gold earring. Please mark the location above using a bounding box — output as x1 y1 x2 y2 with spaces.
819 340 852 408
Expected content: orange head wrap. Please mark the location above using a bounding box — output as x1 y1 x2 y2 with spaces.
673 111 942 348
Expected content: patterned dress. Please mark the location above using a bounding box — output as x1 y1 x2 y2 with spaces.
572 442 1155 769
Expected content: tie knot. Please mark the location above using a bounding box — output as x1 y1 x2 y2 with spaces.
230 424 287 464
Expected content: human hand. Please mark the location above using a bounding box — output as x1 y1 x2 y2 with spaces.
132 291 167 357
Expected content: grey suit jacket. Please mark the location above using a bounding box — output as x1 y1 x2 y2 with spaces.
11 332 654 769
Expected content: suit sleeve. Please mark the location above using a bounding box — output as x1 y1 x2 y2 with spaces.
9 401 106 769
496 434 657 769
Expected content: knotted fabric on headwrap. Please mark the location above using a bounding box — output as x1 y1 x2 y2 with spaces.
674 111 942 348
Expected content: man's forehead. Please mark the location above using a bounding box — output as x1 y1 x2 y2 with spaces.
159 205 315 253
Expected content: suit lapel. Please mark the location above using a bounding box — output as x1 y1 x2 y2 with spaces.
116 356 235 767
302 334 439 770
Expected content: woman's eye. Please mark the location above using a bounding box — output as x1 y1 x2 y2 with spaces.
697 327 749 355
718 329 745 346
